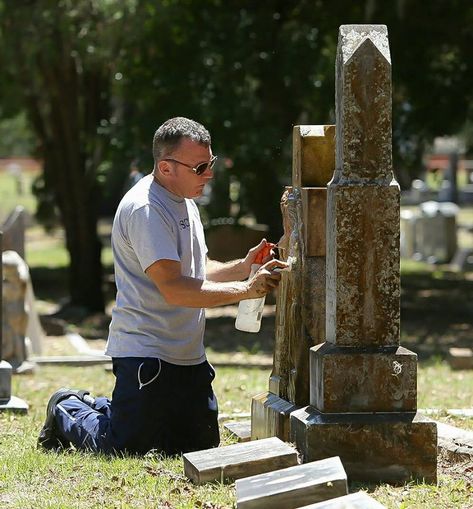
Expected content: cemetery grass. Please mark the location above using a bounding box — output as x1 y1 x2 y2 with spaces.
1 345 473 508
8 205 473 507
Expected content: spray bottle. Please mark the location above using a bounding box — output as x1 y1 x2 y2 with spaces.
235 242 276 333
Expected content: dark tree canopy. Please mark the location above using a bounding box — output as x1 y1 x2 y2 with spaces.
1 0 472 310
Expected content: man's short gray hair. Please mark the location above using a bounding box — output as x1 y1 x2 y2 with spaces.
152 117 211 166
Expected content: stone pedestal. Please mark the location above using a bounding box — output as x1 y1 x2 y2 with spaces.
0 360 28 413
291 408 437 484
310 344 417 413
0 359 12 400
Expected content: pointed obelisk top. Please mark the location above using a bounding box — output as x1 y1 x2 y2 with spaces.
334 24 394 185
339 25 390 64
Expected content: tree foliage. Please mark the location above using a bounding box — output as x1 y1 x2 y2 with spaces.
1 0 472 309
0 0 138 311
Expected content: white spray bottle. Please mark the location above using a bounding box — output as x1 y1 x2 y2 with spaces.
235 242 275 333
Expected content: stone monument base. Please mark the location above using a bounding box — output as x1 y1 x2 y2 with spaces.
0 395 28 414
291 407 437 484
0 360 28 414
251 392 298 441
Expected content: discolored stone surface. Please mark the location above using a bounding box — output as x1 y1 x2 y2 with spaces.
183 437 298 484
302 257 326 347
292 125 335 188
236 457 347 509
270 187 301 400
326 184 400 347
253 123 333 442
251 392 298 441
310 343 417 413
301 188 327 257
327 26 400 349
297 491 386 508
290 25 437 486
291 407 437 484
334 25 392 184
223 421 251 443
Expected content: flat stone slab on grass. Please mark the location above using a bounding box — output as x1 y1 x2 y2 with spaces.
30 355 111 366
235 456 347 509
223 420 251 442
0 395 28 414
435 420 473 460
183 436 298 484
296 491 386 508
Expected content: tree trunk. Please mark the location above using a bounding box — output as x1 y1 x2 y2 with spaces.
62 185 104 312
30 25 107 312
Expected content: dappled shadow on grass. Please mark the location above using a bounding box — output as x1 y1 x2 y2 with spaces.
401 270 473 360
30 266 69 302
204 314 275 355
30 263 116 337
31 263 116 303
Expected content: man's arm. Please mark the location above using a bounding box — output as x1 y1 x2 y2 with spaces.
146 258 285 308
206 238 273 282
206 258 247 282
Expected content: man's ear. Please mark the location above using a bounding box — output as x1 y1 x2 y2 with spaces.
157 160 171 176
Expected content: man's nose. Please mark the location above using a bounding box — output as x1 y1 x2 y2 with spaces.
202 167 213 179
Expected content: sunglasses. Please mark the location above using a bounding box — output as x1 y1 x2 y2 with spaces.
162 155 217 175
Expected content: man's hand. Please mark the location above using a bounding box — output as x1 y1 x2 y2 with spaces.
245 259 289 299
242 239 276 277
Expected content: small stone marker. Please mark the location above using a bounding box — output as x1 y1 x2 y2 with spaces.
0 232 28 414
435 420 473 461
30 355 111 366
223 420 252 442
448 347 473 370
235 456 347 509
296 491 386 508
183 436 298 484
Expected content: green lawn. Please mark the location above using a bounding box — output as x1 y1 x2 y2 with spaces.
2 171 473 507
0 169 37 222
1 358 473 508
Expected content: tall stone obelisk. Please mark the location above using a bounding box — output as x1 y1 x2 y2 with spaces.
291 25 437 484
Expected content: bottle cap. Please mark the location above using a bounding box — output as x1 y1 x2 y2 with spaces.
255 242 276 264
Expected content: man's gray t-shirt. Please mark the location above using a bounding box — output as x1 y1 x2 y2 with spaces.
105 174 207 365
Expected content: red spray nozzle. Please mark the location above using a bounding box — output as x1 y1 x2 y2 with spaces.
255 242 276 264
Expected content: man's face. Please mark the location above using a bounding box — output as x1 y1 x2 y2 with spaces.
159 138 214 199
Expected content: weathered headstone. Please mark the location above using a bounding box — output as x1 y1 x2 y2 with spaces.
223 420 252 442
235 456 347 509
3 251 28 370
416 201 458 263
291 25 437 484
251 126 335 440
2 206 26 261
0 234 28 413
447 347 473 370
183 436 298 484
